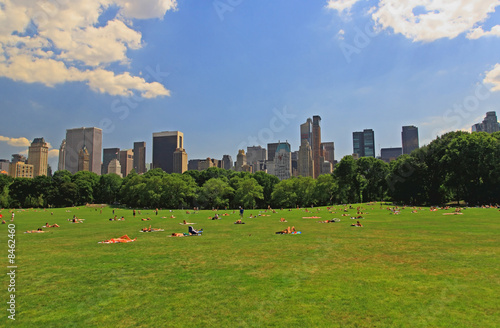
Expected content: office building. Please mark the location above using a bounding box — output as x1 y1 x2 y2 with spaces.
64 127 102 174
247 146 266 172
300 118 313 147
353 129 375 158
26 138 49 177
321 158 333 175
102 148 120 175
0 159 9 174
119 149 134 177
222 155 233 170
267 143 279 162
272 142 292 180
236 150 248 172
312 115 322 178
152 131 185 173
9 161 34 178
173 148 188 173
402 126 419 155
321 142 335 163
298 140 314 178
133 142 146 174
381 147 402 163
78 146 90 172
107 159 122 177
471 112 500 133
58 140 66 171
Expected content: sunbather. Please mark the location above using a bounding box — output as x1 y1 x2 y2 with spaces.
188 226 202 235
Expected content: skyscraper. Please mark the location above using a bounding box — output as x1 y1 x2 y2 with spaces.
107 159 122 177
363 129 375 158
267 143 279 162
247 146 266 173
272 142 292 181
321 142 335 163
222 155 233 170
300 118 313 147
236 149 247 171
152 131 185 173
78 146 90 172
402 126 419 155
65 127 102 175
353 129 375 158
119 149 134 177
102 148 120 175
298 140 314 178
312 115 322 178
173 148 188 173
133 141 146 174
58 140 66 172
27 137 49 177
471 112 500 133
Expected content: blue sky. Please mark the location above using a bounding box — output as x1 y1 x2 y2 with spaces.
1 0 500 170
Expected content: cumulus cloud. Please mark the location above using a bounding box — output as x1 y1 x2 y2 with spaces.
326 0 362 13
0 0 176 97
484 64 500 92
327 0 500 42
467 25 500 39
0 136 31 147
48 149 60 158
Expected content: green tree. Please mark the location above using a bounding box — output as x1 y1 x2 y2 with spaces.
233 178 264 209
333 156 359 204
95 174 123 204
312 174 337 206
198 178 234 209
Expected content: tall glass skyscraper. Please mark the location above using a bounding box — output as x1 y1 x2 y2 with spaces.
353 129 375 158
402 126 419 155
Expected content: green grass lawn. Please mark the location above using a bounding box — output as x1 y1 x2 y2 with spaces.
1 204 499 327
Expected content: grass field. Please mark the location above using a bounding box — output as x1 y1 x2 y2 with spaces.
1 204 499 327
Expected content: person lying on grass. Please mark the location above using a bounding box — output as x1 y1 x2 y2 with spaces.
141 225 164 232
276 226 297 234
99 235 136 243
68 218 84 223
141 218 151 221
210 214 220 220
280 218 287 222
179 220 195 225
188 226 203 235
234 219 245 224
170 232 185 237
25 228 45 233
318 219 339 223
44 223 60 228
351 221 363 227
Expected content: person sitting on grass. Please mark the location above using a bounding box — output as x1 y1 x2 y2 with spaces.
280 218 287 222
1 220 6 224
351 221 363 227
211 214 220 220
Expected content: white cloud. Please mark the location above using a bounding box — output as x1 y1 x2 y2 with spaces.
0 0 176 97
467 25 500 39
337 29 345 40
48 149 59 158
0 136 31 147
372 0 500 42
484 64 500 92
326 0 362 13
327 0 500 42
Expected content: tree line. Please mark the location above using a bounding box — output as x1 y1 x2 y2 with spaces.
1 131 498 209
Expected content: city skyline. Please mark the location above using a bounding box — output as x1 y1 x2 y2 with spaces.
1 2 500 169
